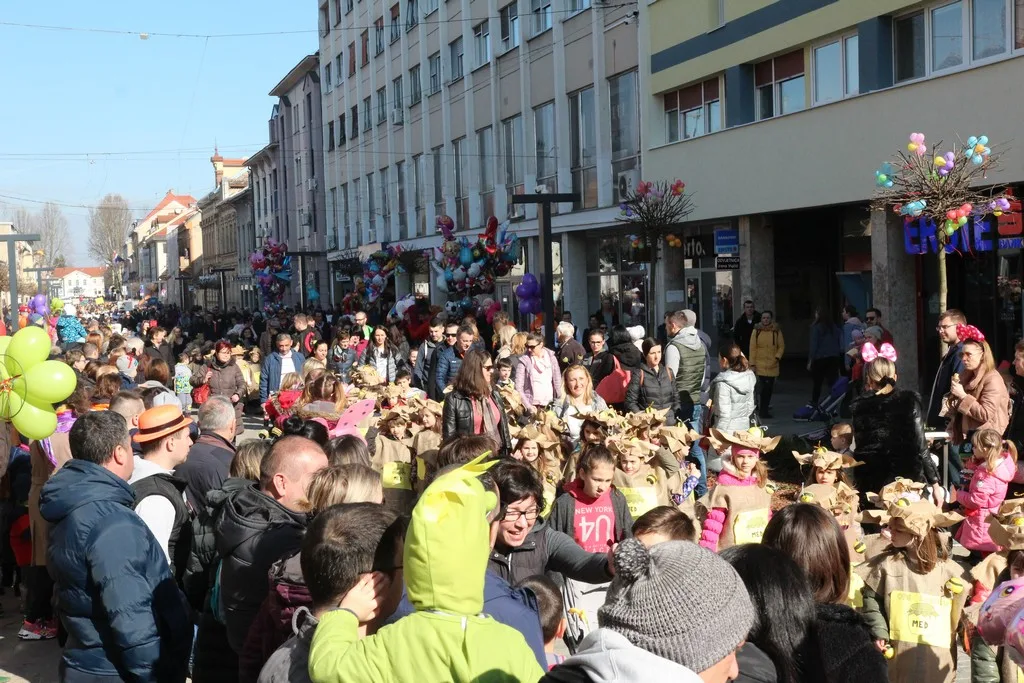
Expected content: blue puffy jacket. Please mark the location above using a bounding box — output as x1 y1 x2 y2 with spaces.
40 459 192 682
259 351 306 403
434 345 465 396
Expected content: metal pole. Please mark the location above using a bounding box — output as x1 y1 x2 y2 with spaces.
7 241 17 318
539 202 555 349
219 271 226 310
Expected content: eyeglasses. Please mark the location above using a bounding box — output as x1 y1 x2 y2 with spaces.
865 317 877 323
502 508 540 522
445 333 458 338
526 345 539 351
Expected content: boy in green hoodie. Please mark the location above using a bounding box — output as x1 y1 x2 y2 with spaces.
308 455 544 683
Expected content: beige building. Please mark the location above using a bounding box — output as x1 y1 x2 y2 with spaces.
198 151 250 311
123 191 197 301
317 0 640 315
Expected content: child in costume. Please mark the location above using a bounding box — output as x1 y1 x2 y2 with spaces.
698 428 779 552
955 429 1017 556
858 499 967 683
409 397 443 491
173 353 193 414
609 435 680 520
372 408 416 515
796 482 867 605
264 372 303 427
307 454 544 683
793 446 861 488
510 423 562 515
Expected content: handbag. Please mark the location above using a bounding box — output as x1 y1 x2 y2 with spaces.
192 383 211 406
596 355 630 404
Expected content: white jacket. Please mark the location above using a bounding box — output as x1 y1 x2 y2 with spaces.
710 369 757 432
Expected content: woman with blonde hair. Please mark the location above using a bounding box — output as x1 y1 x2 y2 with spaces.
556 364 607 441
948 324 1010 445
495 324 517 361
230 439 271 481
305 464 384 514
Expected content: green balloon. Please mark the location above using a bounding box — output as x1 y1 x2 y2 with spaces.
0 389 24 420
0 336 11 358
17 361 77 405
5 326 50 376
12 398 56 440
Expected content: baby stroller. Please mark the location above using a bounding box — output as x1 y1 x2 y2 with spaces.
793 377 850 438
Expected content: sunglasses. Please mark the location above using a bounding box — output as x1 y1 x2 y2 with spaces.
445 333 458 338
526 345 539 350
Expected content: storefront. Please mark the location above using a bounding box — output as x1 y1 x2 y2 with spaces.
585 234 652 331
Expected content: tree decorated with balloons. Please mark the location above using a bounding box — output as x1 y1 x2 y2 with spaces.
249 238 293 308
0 325 78 440
872 131 1015 324
430 215 521 316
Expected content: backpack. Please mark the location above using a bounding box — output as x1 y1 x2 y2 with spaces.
596 355 630 404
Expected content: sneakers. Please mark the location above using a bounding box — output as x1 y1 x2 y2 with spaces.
18 619 57 641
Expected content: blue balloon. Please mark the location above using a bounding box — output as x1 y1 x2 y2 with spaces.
459 246 474 267
445 269 454 282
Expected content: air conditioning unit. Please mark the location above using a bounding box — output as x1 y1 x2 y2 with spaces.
616 169 641 202
390 109 403 125
305 178 318 192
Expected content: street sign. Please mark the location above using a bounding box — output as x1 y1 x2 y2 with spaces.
716 256 740 270
714 229 739 255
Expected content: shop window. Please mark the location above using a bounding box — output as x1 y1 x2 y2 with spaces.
609 71 640 180
754 51 805 120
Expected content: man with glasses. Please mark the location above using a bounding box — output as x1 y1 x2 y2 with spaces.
353 310 372 340
425 322 459 401
864 307 894 344
927 309 968 488
414 317 445 391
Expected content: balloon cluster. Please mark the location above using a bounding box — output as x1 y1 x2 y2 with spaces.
907 132 927 157
249 238 292 305
28 294 49 317
0 326 77 440
900 200 927 217
361 245 404 304
933 152 956 176
514 273 543 315
665 234 682 248
431 215 519 299
875 162 895 188
942 203 974 235
965 135 991 165
989 197 1012 216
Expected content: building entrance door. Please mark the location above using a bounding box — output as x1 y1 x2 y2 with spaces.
684 269 734 351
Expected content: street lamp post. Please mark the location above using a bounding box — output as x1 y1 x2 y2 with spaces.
24 266 52 295
0 228 41 316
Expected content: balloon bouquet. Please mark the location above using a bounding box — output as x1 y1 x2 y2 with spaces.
361 245 405 305
514 273 543 316
430 215 520 316
249 239 292 308
0 325 78 440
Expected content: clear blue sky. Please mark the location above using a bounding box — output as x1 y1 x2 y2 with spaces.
0 1 317 265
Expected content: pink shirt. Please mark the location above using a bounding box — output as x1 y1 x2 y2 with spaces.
568 480 616 553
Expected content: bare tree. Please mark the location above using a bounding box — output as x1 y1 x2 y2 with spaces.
88 194 132 266
36 202 70 266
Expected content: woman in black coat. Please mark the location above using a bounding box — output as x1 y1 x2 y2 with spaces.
441 348 512 457
624 338 678 424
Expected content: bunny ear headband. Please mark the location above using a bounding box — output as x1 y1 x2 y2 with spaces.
861 342 898 363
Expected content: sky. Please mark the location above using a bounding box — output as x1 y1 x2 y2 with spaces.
0 1 317 266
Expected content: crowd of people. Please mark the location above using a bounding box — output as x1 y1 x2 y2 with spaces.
1 296 1024 683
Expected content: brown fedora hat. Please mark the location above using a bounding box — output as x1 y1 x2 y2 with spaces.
133 404 193 443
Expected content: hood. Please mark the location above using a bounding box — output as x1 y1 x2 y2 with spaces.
268 552 312 628
405 456 497 615
989 454 1018 483
756 323 780 333
844 317 863 328
215 484 307 559
626 325 645 342
549 628 703 683
204 476 251 514
610 343 642 367
670 327 703 351
127 456 173 484
713 369 756 394
39 459 135 524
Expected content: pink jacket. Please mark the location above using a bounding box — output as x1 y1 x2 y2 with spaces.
699 469 763 552
955 453 1016 552
515 349 563 408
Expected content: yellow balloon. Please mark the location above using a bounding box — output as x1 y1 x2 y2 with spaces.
934 156 945 167
0 389 21 420
11 398 57 440
15 361 77 405
5 326 50 376
0 336 11 358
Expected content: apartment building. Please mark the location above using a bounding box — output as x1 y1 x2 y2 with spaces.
642 0 1024 385
317 0 642 321
52 267 107 302
124 191 197 302
198 151 249 310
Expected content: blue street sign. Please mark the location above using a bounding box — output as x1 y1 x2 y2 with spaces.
714 229 739 255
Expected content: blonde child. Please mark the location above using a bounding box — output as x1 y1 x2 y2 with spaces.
609 436 681 519
372 409 415 514
510 424 561 515
831 421 854 456
954 429 1018 556
410 398 443 490
698 428 779 552
859 500 967 683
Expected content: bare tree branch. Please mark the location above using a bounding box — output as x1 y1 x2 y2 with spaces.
36 202 70 266
88 194 132 266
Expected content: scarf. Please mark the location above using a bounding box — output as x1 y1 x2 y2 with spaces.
472 394 502 445
41 409 78 468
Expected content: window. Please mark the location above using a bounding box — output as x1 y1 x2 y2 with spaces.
391 4 401 42
324 63 332 92
349 43 357 75
500 3 520 51
353 178 362 246
381 166 391 230
362 96 372 131
351 105 359 138
393 76 404 123
367 172 377 241
432 146 445 226
449 37 464 81
328 121 336 151
895 11 925 81
413 154 426 236
502 115 524 218
932 2 963 71
335 54 343 83
663 77 720 143
569 0 590 13
334 0 342 23
1016 0 1024 49
407 0 418 29
330 187 338 238
429 52 442 93
292 104 300 134
410 64 422 104
375 18 385 55
534 102 556 194
754 50 805 120
341 183 349 246
474 22 491 66
339 113 347 144
397 161 408 236
610 71 640 179
532 0 551 35
424 0 438 15
812 34 858 104
570 88 597 210
478 127 494 224
377 87 387 124
453 138 470 230
360 31 369 66
320 3 330 36
346 0 354 13
973 0 1007 58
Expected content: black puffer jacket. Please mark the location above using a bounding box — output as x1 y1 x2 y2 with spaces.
851 388 939 497
214 484 307 653
441 388 512 457
625 363 679 424
814 602 889 682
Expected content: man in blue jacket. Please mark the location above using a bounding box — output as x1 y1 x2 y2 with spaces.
41 411 192 683
434 325 474 396
259 333 306 403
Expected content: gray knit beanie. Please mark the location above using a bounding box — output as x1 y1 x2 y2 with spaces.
598 539 755 673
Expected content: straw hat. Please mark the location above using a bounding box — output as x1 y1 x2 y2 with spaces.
133 404 193 443
657 425 701 453
864 478 926 508
862 499 963 538
608 435 661 460
792 446 864 471
709 427 781 454
407 395 443 417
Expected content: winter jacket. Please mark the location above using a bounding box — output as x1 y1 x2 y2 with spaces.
540 628 704 683
734 642 778 683
327 345 355 379
359 344 403 383
241 551 311 683
516 348 564 408
809 322 843 361
557 338 586 372
547 482 633 547
711 369 757 432
175 432 235 511
625 363 679 424
259 351 306 403
40 459 192 682
927 342 964 429
194 358 247 433
665 328 706 410
488 518 613 586
592 343 642 388
556 394 608 442
442 388 513 457
734 312 760 358
955 455 1016 552
842 317 865 354
813 602 889 683
851 388 940 496
256 607 318 683
948 367 1011 445
434 344 466 395
144 340 174 373
748 323 785 378
215 484 308 653
413 339 439 389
